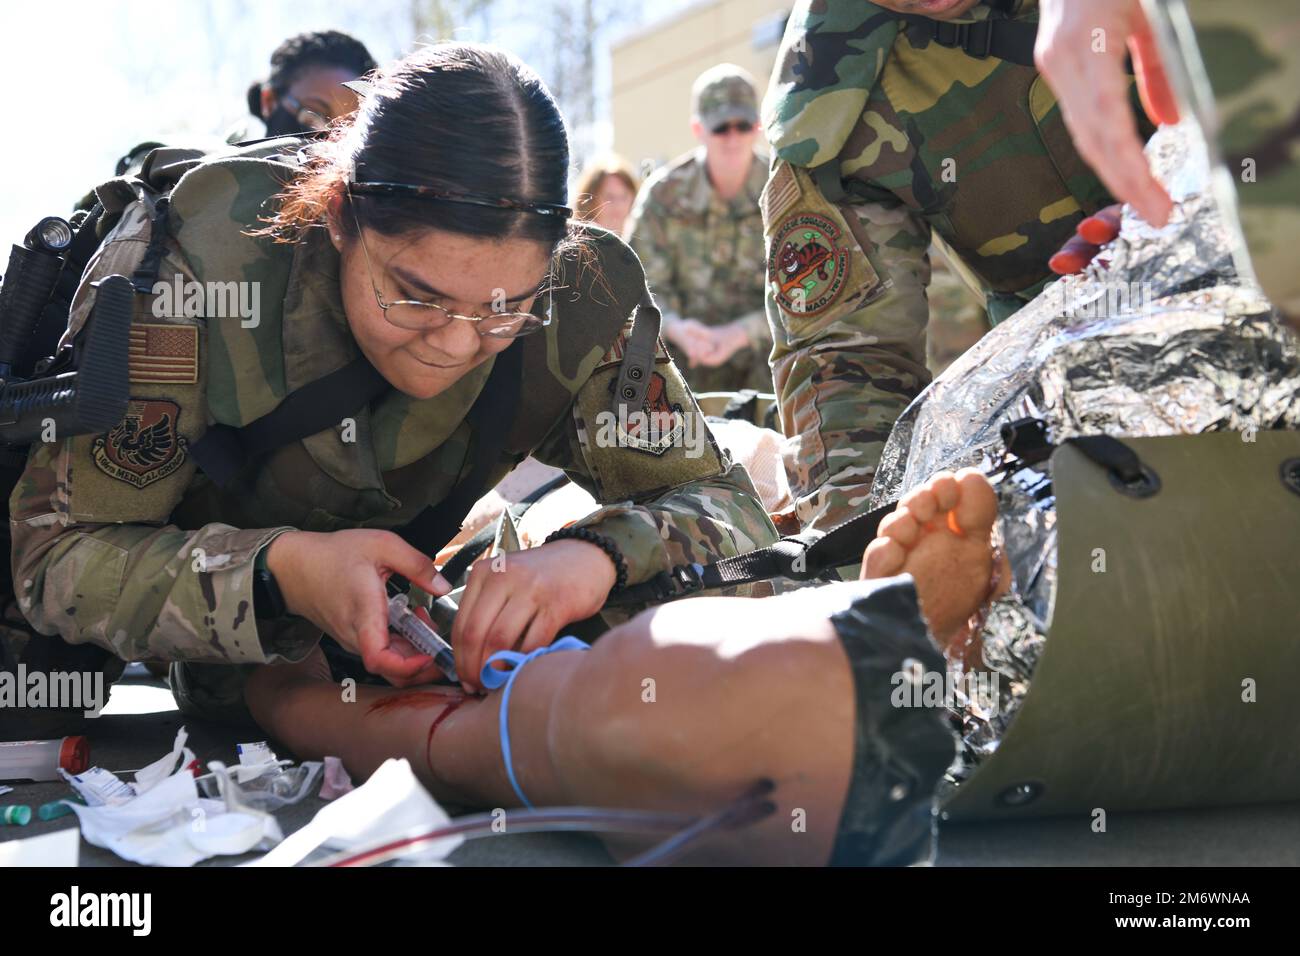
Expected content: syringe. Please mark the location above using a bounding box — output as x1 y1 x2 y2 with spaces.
386 592 460 684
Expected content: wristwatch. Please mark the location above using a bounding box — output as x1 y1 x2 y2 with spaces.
252 544 289 620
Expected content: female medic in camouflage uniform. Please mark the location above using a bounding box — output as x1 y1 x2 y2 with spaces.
4 43 777 726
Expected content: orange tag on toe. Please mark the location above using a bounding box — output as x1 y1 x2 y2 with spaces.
946 511 965 537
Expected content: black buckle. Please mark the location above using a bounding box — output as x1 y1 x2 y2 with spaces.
966 21 994 58
933 20 993 58
666 563 705 598
999 417 1053 467
639 563 703 603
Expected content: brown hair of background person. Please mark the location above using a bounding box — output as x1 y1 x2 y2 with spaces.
248 29 378 136
574 155 640 236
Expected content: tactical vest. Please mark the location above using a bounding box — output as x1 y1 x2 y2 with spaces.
76 138 662 554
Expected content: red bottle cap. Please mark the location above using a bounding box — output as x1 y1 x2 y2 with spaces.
59 736 90 775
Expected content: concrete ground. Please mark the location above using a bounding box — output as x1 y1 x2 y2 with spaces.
3 675 1298 867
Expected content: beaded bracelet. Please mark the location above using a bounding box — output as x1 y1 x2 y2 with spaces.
544 526 629 593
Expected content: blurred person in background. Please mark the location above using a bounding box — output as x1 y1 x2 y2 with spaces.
626 64 772 395
574 155 640 236
77 29 379 212
235 28 378 141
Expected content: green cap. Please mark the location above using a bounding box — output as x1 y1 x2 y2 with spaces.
1 805 32 826
692 63 759 130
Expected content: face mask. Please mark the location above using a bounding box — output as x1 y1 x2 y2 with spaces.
264 105 310 137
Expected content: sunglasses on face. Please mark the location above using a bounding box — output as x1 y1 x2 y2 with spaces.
710 120 755 136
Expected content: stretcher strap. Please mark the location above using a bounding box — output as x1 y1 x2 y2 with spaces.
605 430 1153 607
439 472 570 586
606 500 897 606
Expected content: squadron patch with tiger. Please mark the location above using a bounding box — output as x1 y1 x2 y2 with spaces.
91 398 189 488
768 213 850 318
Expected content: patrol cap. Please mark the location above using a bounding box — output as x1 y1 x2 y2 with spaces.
691 63 759 130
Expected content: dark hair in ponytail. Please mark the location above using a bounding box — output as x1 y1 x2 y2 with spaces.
263 43 572 251
246 80 264 120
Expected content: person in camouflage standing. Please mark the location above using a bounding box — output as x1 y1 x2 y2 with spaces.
761 0 1148 535
1035 0 1300 322
73 31 377 214
626 64 773 395
2 44 776 736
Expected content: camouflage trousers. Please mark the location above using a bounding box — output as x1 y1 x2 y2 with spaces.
1 642 261 740
0 512 120 739
770 196 988 534
927 250 990 376
0 598 262 739
0 600 122 741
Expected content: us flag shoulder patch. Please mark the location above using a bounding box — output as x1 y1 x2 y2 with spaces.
128 324 199 384
760 161 801 230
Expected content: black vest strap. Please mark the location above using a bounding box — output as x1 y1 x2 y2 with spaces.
811 160 848 204
131 197 172 294
901 13 1038 66
188 356 389 489
393 342 522 558
191 342 523 562
611 290 662 420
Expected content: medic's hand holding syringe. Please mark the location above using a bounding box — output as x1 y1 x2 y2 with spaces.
266 527 615 693
386 581 459 685
265 528 457 688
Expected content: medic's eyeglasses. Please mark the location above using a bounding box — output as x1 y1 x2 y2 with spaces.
347 188 555 339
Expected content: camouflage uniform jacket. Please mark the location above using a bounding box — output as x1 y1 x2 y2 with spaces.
761 0 1137 532
626 147 774 394
9 142 777 667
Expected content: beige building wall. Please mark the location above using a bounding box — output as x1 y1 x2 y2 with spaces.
611 0 793 176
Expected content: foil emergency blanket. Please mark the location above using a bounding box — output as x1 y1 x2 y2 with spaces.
865 122 1300 784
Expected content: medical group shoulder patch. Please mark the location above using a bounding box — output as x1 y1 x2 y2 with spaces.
91 398 189 488
606 370 684 456
768 213 850 318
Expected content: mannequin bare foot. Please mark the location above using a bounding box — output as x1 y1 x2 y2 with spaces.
860 469 1009 648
